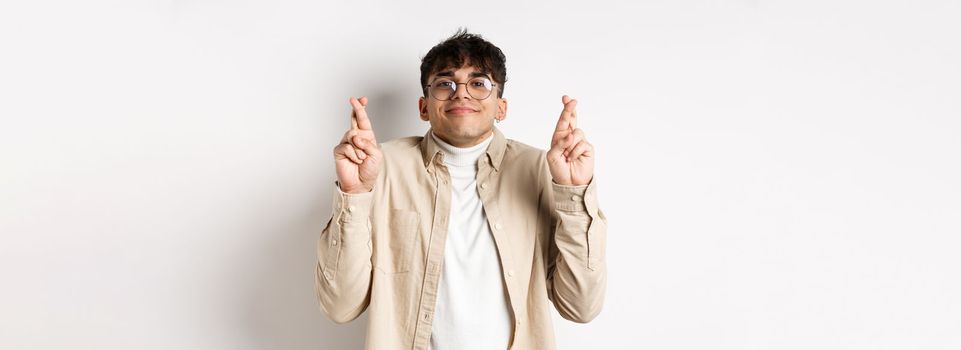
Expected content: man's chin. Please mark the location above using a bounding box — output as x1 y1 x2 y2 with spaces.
438 127 492 146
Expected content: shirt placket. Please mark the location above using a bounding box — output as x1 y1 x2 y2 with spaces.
412 155 452 349
475 162 524 334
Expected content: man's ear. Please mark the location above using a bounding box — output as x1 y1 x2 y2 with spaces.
418 96 429 121
497 97 508 121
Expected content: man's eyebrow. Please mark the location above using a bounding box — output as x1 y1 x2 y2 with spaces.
431 71 492 79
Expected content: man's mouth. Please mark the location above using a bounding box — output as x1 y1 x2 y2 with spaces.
446 107 478 115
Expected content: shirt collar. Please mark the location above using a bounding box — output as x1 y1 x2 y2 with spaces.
421 127 506 171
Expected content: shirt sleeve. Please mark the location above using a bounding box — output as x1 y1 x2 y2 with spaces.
314 182 375 324
546 178 608 323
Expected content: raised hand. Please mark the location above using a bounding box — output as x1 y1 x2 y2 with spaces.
547 95 594 186
333 96 382 193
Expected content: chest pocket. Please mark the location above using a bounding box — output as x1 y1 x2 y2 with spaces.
375 209 419 274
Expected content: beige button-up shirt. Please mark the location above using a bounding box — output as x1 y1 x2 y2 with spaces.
315 128 608 349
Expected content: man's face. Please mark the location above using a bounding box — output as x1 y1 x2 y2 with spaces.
419 65 507 148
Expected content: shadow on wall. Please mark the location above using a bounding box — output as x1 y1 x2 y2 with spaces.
365 90 431 142
241 180 367 349
240 83 427 349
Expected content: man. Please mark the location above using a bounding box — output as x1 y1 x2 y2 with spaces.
315 30 607 350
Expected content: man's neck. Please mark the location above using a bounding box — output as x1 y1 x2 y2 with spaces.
434 130 494 148
431 131 493 167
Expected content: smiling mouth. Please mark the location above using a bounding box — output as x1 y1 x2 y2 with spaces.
446 108 478 115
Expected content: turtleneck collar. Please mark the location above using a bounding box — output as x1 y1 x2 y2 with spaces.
430 131 494 167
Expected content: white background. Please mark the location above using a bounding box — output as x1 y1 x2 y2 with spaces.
2 0 959 349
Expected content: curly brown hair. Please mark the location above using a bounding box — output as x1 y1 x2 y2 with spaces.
420 28 508 98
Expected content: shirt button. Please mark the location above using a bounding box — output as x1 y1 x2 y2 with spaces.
348 205 356 212
332 240 338 246
323 270 332 280
571 195 580 202
508 270 514 277
494 223 502 230
480 182 487 189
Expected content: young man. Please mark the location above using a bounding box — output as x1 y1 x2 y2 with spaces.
315 30 608 350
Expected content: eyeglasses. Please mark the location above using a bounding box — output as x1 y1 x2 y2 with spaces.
424 77 497 101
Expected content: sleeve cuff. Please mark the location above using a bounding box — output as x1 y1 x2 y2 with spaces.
552 181 590 212
334 181 373 224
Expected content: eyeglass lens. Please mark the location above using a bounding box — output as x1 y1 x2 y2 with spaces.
429 78 493 100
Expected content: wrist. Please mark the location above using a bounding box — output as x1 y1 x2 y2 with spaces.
337 181 373 194
342 186 372 194
552 177 592 187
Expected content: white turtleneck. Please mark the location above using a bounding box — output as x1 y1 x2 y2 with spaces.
428 131 512 350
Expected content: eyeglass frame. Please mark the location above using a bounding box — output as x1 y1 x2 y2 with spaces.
423 75 499 101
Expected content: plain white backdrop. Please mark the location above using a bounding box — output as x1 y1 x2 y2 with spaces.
2 0 959 349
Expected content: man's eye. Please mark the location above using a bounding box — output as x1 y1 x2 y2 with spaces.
437 81 454 87
470 81 485 87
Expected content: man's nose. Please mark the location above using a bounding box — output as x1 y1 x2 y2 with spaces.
452 83 472 100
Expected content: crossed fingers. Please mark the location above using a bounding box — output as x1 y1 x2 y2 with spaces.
340 96 377 164
552 95 591 162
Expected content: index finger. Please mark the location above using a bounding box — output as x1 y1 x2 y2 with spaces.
554 95 578 132
349 96 373 130
566 95 578 130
